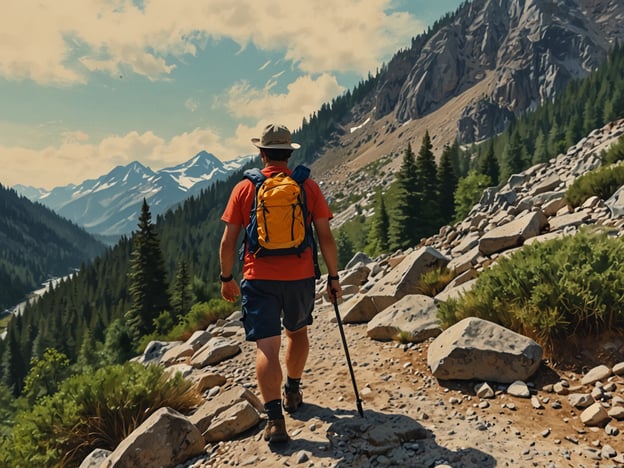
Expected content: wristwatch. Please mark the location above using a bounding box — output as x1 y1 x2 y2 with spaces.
220 274 233 282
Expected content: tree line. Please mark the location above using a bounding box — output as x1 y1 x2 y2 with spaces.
0 185 106 310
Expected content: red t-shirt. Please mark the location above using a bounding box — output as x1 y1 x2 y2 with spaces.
221 165 333 280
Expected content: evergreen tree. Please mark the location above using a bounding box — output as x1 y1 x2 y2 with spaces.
366 189 390 256
532 130 549 164
437 144 458 225
1 327 26 396
125 200 171 342
547 121 566 157
336 230 355 269
389 143 419 250
415 131 440 239
170 259 192 319
501 130 524 182
75 329 100 374
102 319 136 365
478 142 500 187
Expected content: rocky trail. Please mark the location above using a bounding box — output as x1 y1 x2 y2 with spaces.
181 302 624 468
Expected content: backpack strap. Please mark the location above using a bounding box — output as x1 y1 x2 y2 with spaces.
291 165 321 279
291 165 310 184
239 168 266 260
243 167 266 187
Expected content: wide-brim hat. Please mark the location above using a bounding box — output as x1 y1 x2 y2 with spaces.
251 123 301 150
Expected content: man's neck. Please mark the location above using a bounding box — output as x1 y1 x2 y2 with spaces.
264 160 289 169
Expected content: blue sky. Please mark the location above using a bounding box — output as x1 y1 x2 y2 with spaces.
1 0 463 189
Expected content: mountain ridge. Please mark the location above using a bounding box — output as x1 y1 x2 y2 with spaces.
0 184 106 310
309 0 624 196
13 152 256 238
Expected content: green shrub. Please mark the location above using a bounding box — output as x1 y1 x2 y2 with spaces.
416 267 456 297
603 134 624 165
454 171 492 222
4 362 202 467
167 298 238 341
437 228 624 349
564 163 624 207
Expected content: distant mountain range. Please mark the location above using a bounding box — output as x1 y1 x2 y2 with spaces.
14 151 257 239
0 184 106 310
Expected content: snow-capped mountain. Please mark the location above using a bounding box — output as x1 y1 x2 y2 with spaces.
14 152 256 239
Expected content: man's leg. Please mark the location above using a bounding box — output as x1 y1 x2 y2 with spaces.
283 326 308 412
256 335 289 443
284 326 309 379
256 335 282 403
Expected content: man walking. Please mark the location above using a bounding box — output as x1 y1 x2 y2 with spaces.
219 123 342 444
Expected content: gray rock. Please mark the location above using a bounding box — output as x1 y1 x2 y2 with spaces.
478 211 548 256
567 393 594 409
427 317 542 383
367 295 441 342
79 448 111 468
581 365 612 385
507 380 530 398
190 337 241 368
202 400 261 443
580 402 611 427
101 407 204 468
189 384 264 435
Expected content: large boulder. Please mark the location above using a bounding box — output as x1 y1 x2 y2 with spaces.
427 317 543 383
367 295 441 342
190 384 264 440
478 211 548 256
341 247 449 323
203 400 262 442
190 337 241 368
101 407 204 468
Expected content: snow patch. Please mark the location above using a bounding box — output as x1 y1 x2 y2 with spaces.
350 118 371 133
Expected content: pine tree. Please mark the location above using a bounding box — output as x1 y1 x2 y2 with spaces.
366 189 390 256
437 144 458 225
501 130 525 182
389 143 419 250
478 142 499 186
75 329 99 374
336 230 355 269
532 130 549 164
170 259 192 319
415 131 440 239
125 199 171 342
1 327 26 396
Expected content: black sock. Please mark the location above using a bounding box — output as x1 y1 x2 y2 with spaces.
285 377 301 393
264 399 283 420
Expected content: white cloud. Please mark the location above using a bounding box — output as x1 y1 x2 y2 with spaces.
184 98 199 112
223 73 344 132
0 0 424 84
0 127 234 189
62 130 90 144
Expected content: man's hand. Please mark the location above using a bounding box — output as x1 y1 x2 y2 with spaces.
221 280 240 303
327 278 342 304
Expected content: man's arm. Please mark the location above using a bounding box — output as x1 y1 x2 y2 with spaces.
313 217 342 301
219 222 242 302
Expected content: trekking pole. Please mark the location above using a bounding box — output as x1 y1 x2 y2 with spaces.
331 288 364 417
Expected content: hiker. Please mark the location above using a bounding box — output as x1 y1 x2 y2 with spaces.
219 123 342 444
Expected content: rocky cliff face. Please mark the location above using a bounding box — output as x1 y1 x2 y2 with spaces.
374 0 624 144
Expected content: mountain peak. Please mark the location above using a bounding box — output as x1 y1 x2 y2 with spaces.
15 153 254 237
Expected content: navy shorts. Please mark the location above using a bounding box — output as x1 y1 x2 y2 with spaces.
240 278 315 341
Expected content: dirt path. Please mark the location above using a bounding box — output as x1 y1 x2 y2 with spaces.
196 303 624 468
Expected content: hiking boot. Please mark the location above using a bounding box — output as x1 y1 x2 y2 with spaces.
263 418 289 443
282 388 303 413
